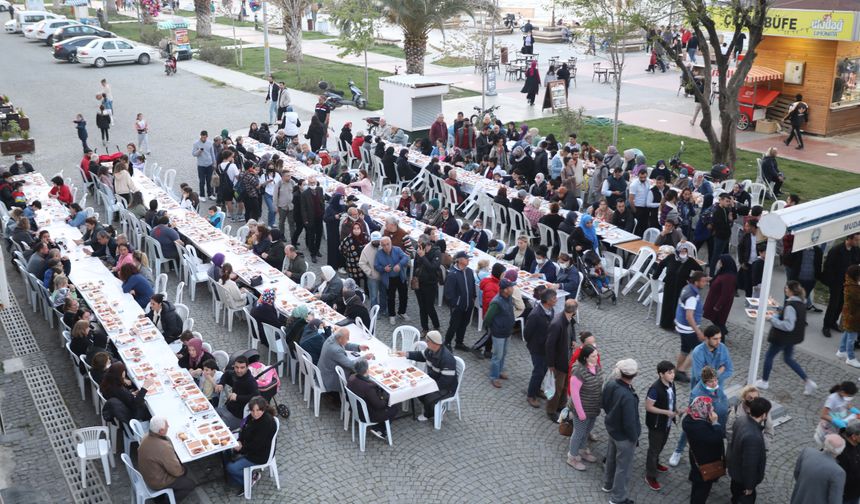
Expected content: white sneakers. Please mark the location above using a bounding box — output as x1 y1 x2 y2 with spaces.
668 451 682 467
848 359 860 368
416 414 429 422
389 316 396 325
804 380 818 395
754 379 769 390
838 351 848 359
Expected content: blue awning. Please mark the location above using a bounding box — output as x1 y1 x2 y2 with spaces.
156 18 190 29
63 0 90 6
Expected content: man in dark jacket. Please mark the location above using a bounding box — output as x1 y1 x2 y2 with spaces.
611 199 635 233
340 288 370 327
602 358 641 504
644 361 678 491
710 193 735 273
460 219 489 252
728 397 771 503
484 278 517 388
822 233 860 337
348 359 398 439
147 294 183 343
402 330 458 422
524 288 557 407
300 175 325 262
545 299 577 420
215 356 260 429
443 251 476 351
837 421 860 504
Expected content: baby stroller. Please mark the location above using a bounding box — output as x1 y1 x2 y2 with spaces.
227 349 290 419
575 249 617 308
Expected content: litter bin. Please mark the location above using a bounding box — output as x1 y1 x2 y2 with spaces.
307 18 313 31
500 47 509 64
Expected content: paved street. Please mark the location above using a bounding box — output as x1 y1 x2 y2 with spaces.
1 27 859 504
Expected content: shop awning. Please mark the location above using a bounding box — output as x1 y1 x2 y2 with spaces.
712 65 783 84
738 86 782 107
157 18 190 29
63 0 89 6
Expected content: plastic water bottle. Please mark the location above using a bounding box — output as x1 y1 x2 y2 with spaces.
469 240 476 253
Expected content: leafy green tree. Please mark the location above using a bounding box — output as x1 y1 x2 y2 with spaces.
330 0 378 102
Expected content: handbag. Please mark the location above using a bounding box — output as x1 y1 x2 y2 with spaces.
558 419 573 436
692 451 725 482
250 275 263 287
410 276 419 290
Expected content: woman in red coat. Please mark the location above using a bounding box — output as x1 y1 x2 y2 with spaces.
48 176 73 205
703 254 738 339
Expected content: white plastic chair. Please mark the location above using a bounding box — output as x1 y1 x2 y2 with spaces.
300 353 326 417
174 303 190 328
236 225 250 244
537 222 555 249
749 182 767 207
558 230 571 257
143 235 178 278
299 271 316 290
642 227 660 244
261 323 287 376
154 273 168 297
66 343 87 401
174 281 185 305
334 366 351 431
124 419 148 456
368 305 380 337
391 325 420 352
242 417 281 500
433 356 465 430
345 384 394 452
621 247 658 296
601 251 625 299
243 305 261 349
213 350 229 370
75 426 113 488
120 453 176 504
770 200 786 212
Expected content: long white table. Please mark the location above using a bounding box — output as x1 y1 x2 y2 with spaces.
132 172 439 405
16 173 237 463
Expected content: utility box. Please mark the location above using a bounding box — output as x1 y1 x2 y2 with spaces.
379 75 450 132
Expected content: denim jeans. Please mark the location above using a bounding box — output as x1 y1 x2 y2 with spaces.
527 353 547 398
489 336 508 379
367 278 387 314
762 342 807 381
263 193 276 226
197 164 213 198
224 455 255 487
687 48 697 64
268 100 278 124
840 332 858 360
710 237 729 272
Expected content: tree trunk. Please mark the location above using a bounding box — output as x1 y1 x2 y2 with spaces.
195 0 212 38
403 29 428 75
283 12 303 62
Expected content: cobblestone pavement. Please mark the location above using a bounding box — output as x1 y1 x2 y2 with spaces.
2 30 859 504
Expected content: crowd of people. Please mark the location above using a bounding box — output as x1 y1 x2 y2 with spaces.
6 70 860 503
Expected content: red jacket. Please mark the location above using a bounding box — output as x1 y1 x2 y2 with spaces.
480 276 500 315
430 121 448 146
50 184 73 205
454 126 476 150
351 137 364 158
80 154 92 181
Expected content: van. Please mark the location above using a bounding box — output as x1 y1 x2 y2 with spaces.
7 10 62 34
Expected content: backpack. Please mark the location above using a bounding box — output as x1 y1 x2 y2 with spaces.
698 204 716 228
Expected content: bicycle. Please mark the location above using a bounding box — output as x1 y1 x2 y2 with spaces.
470 104 501 127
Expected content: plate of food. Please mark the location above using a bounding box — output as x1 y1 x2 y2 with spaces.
113 332 137 346
745 308 778 318
746 297 779 308
120 346 145 362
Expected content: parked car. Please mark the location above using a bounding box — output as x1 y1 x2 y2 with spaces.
7 10 62 34
52 23 114 44
0 0 13 13
52 35 99 63
76 38 153 67
25 18 79 44
4 19 15 33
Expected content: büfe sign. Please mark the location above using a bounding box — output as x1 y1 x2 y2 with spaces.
542 80 568 111
711 7 856 41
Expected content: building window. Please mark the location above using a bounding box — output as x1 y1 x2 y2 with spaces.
832 57 860 108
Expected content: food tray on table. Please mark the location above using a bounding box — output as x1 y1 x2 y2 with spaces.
745 308 778 318
120 346 146 363
113 332 137 346
128 362 158 381
369 365 429 391
309 300 343 325
196 420 233 447
294 289 316 303
166 368 195 387
745 297 779 308
181 437 218 456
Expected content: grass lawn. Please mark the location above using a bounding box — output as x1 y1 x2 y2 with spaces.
108 22 234 48
301 31 334 40
445 87 480 100
366 43 404 59
220 47 390 110
433 55 473 68
524 117 860 202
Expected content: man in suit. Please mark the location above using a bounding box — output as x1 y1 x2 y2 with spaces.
347 359 398 440
300 175 325 263
790 435 846 504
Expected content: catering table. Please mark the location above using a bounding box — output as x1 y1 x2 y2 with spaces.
132 171 440 406
15 173 238 463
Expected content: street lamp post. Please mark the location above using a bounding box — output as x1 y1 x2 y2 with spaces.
262 0 271 76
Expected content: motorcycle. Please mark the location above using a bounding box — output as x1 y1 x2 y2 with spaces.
161 49 177 76
503 13 518 33
318 80 367 110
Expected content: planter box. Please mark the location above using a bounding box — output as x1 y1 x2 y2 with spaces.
16 117 29 131
0 139 35 156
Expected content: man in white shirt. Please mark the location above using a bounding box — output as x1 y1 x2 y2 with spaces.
628 169 651 236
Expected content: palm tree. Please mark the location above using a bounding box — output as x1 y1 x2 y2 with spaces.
379 0 482 75
195 0 213 38
270 0 309 63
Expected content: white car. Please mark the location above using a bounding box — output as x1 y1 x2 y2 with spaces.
0 0 13 13
7 10 61 34
76 38 153 68
24 18 78 44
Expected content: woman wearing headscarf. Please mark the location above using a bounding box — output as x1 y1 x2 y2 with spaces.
530 172 548 198
380 147 395 184
524 197 543 231
652 245 682 330
488 136 510 171
682 395 725 504
177 337 214 377
304 115 326 152
703 254 738 338
423 199 442 227
284 304 310 346
250 288 285 336
396 148 415 183
219 264 248 310
521 60 542 106
339 122 353 149
510 146 536 184
340 222 369 283
559 211 578 236
324 187 347 269
315 265 343 307
300 317 331 364
569 214 600 257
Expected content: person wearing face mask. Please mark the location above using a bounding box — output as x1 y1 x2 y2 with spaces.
670 366 728 469
299 317 331 364
816 381 860 447
754 281 817 395
10 155 34 175
555 253 581 298
530 245 558 283
728 397 772 504
359 231 385 312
